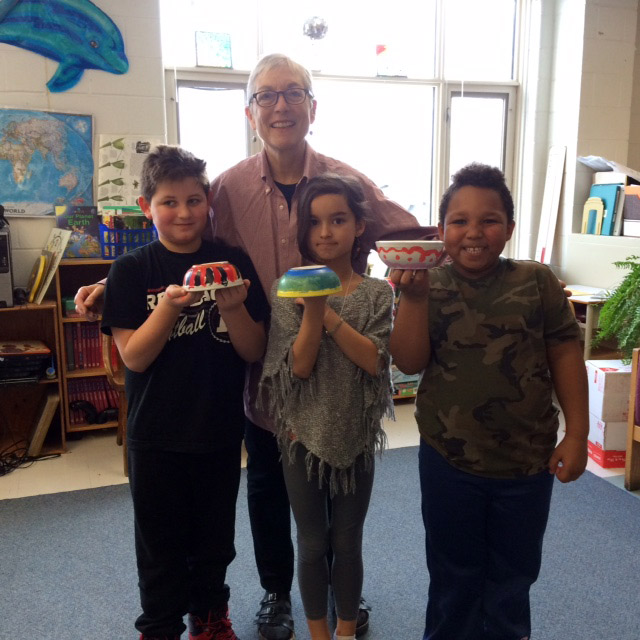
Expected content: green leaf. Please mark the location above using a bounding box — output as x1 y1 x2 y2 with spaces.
593 255 640 361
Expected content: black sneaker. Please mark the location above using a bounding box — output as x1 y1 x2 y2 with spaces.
355 597 371 637
255 591 295 640
328 593 371 638
139 635 181 640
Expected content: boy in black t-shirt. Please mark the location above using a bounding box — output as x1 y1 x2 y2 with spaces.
101 145 268 640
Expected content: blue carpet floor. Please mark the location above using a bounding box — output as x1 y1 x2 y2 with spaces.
1 446 639 639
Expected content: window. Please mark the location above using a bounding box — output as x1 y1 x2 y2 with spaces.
161 0 522 226
444 88 516 187
176 83 249 180
311 79 435 224
442 0 517 81
260 0 437 79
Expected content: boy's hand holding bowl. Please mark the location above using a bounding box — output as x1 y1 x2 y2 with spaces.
377 240 445 300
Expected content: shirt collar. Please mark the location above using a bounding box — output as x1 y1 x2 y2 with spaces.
258 142 317 187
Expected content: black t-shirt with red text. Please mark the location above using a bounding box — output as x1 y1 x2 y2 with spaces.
101 239 268 453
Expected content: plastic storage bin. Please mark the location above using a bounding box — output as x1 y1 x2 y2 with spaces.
99 224 157 259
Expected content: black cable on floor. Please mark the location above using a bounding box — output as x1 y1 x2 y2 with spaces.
0 409 61 477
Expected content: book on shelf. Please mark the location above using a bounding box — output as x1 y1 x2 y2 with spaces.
55 205 101 258
74 323 84 369
613 184 626 236
589 183 621 236
28 228 72 304
581 197 604 234
28 389 60 457
64 325 75 371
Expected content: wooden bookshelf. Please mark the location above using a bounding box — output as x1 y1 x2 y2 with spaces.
54 259 119 434
625 348 640 491
0 300 65 454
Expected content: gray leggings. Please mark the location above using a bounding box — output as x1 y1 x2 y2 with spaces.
281 444 374 621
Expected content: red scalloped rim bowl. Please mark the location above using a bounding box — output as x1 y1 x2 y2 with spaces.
375 240 445 270
182 262 243 291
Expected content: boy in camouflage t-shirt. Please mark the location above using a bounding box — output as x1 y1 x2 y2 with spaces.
389 164 588 640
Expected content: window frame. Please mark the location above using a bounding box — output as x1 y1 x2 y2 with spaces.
440 84 518 191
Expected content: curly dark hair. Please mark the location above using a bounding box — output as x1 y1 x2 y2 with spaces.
297 173 370 264
439 163 514 225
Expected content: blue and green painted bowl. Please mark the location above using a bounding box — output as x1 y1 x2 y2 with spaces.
277 265 342 298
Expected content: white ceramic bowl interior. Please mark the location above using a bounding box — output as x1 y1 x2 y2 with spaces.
375 240 445 270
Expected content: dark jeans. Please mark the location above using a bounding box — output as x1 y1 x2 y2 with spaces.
244 418 295 593
419 440 554 640
128 444 242 636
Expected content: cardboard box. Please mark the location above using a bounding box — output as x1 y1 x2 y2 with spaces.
588 412 627 449
588 412 626 469
585 360 632 422
587 441 626 468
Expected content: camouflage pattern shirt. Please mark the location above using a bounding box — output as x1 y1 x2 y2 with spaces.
415 258 580 478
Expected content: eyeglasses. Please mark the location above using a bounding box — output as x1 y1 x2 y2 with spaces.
250 87 313 108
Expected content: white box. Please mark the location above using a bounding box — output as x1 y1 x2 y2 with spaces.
587 412 627 468
623 219 640 237
585 360 632 422
588 413 627 451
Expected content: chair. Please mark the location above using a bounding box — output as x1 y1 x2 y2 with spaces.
102 333 128 476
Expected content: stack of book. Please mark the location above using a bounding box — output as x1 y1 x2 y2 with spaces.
63 324 105 371
581 170 640 237
581 173 626 236
67 377 120 425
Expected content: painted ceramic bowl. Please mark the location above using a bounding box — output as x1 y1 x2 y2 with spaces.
183 261 243 292
375 240 445 270
277 265 342 297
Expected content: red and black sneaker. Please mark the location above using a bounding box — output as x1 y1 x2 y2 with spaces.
188 606 239 640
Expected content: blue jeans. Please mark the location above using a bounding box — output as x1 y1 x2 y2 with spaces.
419 440 554 640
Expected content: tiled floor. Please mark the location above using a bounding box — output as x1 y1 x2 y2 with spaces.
0 399 626 501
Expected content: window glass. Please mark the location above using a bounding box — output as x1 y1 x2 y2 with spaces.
443 0 516 80
311 80 435 225
447 93 508 182
177 86 248 179
160 0 258 71
260 0 436 78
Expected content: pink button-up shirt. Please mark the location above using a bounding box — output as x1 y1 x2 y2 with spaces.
208 143 436 430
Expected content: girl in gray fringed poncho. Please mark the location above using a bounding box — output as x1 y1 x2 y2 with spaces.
259 174 394 640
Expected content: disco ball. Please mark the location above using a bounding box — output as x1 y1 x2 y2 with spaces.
303 16 328 40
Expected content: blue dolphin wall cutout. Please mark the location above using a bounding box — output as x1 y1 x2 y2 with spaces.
0 0 129 92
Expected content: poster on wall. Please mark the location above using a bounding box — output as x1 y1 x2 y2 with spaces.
0 108 93 216
97 135 164 213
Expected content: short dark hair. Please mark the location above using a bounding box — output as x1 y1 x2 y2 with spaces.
439 163 514 225
297 173 370 264
140 145 209 203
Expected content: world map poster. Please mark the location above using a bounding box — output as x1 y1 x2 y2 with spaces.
0 108 93 217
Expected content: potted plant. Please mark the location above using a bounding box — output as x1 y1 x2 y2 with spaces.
592 255 640 363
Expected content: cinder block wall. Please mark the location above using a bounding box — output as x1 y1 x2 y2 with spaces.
0 0 166 289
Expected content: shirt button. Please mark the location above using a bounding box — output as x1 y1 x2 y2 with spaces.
279 204 284 210
265 187 271 194
281 238 286 244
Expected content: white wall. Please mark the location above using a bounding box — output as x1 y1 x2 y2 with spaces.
0 0 166 289
627 3 640 168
